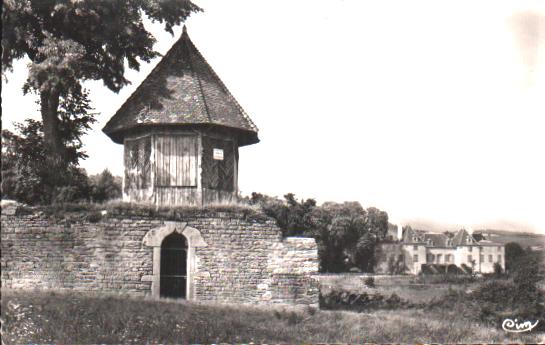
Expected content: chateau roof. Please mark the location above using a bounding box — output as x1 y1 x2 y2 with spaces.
103 26 258 146
452 229 477 246
422 233 450 247
402 227 424 243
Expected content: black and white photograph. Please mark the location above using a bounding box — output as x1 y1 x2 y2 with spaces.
1 0 544 343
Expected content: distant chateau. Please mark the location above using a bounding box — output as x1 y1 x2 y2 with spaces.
376 227 505 275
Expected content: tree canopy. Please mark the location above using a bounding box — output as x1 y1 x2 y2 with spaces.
2 0 201 166
249 193 389 273
2 88 95 202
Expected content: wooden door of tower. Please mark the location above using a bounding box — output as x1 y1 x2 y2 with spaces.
160 233 187 298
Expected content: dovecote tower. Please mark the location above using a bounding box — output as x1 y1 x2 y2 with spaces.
103 27 259 206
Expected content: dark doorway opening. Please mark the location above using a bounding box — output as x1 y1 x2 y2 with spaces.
160 233 187 298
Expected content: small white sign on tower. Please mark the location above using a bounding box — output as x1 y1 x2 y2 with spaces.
213 148 224 160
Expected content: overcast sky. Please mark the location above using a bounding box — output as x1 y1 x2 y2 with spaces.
2 0 544 234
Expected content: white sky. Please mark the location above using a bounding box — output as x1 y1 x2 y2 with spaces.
2 0 544 234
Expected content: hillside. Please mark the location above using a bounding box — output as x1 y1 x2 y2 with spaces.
473 229 545 249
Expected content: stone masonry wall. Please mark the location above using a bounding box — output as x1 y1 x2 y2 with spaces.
1 202 319 306
267 238 320 305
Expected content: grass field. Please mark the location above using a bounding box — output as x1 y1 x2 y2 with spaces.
2 290 543 344
317 274 477 303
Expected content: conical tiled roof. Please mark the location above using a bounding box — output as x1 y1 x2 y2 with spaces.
103 26 258 146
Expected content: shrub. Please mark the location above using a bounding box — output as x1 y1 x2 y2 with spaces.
319 289 411 312
385 293 402 308
492 262 503 277
286 311 301 326
1 121 92 204
471 280 516 308
88 169 122 202
505 242 525 273
512 254 540 296
305 305 317 316
428 272 545 332
249 192 315 237
250 193 390 273
86 211 103 223
364 277 375 288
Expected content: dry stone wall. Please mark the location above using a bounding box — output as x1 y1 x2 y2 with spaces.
1 203 319 306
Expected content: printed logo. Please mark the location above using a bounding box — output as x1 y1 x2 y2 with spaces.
502 318 539 333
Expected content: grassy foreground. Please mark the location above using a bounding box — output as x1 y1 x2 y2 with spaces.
1 290 543 344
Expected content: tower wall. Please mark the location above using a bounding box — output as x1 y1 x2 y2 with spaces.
122 128 239 206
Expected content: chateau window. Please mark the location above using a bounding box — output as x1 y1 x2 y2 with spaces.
488 254 493 263
413 245 418 250
445 254 450 263
468 246 473 252
437 254 442 263
398 254 404 262
480 254 484 262
413 254 418 262
498 255 502 262
468 255 472 262
497 246 501 251
412 236 418 242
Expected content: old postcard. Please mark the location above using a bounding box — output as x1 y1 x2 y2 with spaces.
1 0 544 343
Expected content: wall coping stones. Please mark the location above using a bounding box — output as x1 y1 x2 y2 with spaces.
0 200 274 224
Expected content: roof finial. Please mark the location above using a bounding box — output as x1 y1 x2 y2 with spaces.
183 25 188 34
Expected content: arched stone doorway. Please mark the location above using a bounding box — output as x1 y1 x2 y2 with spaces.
142 221 207 300
160 233 187 298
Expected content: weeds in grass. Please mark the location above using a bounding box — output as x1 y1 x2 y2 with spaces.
1 290 543 344
413 273 476 285
320 289 416 312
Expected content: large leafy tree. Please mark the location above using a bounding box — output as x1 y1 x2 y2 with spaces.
311 202 388 272
504 241 525 273
2 0 201 164
1 90 96 204
251 193 389 273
